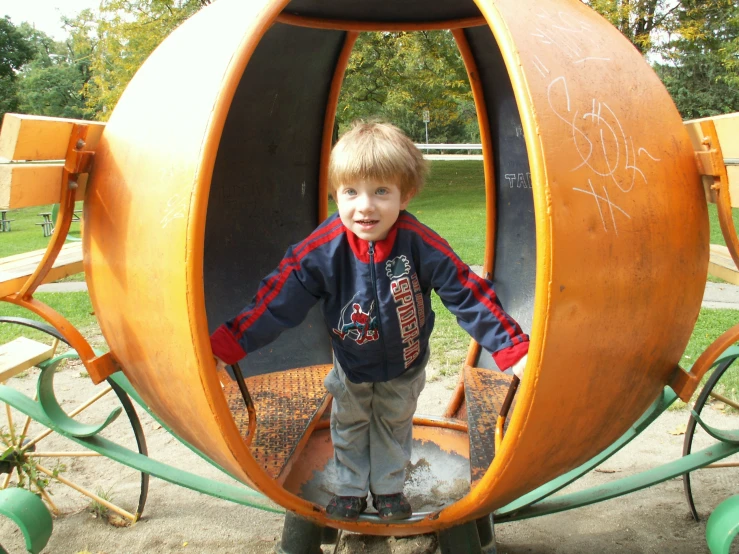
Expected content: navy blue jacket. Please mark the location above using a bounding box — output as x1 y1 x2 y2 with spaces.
211 211 529 383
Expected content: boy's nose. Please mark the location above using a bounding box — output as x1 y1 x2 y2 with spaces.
357 194 375 212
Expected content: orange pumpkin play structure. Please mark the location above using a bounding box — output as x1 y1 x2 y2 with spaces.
77 0 715 536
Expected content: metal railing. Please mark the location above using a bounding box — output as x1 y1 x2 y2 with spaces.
414 143 482 150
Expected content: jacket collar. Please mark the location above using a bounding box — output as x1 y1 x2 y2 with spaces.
345 222 399 264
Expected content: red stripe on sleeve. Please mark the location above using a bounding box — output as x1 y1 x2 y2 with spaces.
397 216 522 341
232 221 345 338
233 218 344 332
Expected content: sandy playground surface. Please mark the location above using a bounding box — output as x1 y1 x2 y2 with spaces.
1 355 738 554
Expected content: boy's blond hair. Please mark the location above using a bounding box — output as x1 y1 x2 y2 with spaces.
328 121 428 200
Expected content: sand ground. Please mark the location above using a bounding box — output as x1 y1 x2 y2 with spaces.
1 355 738 554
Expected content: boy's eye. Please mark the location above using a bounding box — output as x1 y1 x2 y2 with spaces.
343 189 356 196
376 188 388 195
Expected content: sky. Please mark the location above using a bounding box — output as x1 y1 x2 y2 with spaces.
2 0 100 40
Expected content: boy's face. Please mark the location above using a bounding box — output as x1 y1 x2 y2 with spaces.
334 179 410 242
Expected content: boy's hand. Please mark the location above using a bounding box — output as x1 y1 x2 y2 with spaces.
214 356 227 372
510 354 527 380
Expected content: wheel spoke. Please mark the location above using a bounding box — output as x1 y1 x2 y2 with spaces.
35 463 138 522
705 462 739 469
31 452 102 457
19 394 38 441
1 467 14 489
709 391 739 411
36 480 60 515
5 403 16 444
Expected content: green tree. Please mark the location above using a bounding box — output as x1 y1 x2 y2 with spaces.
338 31 477 144
0 16 35 121
584 0 739 118
584 0 679 53
655 0 739 117
15 23 90 119
85 0 211 118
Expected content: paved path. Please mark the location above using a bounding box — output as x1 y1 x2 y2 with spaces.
703 281 739 309
37 281 88 293
468 266 739 311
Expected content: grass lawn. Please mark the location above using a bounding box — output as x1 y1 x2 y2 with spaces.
0 203 83 258
0 203 86 282
0 291 98 345
1 161 737 404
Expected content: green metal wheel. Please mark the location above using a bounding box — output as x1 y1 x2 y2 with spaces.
683 356 739 521
0 318 149 526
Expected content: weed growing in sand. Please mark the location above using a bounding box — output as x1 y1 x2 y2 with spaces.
0 425 66 498
89 486 114 519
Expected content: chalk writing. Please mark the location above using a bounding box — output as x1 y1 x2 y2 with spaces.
161 193 188 229
572 179 631 235
531 9 608 65
547 76 659 193
530 3 663 236
532 55 550 78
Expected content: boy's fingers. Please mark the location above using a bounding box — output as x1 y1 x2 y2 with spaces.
511 354 527 379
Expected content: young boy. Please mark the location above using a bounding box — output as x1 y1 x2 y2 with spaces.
210 121 529 522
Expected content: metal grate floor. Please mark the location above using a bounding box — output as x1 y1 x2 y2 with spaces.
463 366 516 486
220 364 332 479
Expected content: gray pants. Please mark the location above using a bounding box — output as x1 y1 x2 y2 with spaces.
323 351 428 497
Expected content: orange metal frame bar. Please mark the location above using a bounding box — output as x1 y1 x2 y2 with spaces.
671 322 739 402
444 28 498 418
702 120 739 268
671 119 739 402
1 124 116 385
275 13 487 32
318 31 359 223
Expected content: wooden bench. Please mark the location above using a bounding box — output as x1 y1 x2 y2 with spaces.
0 242 84 298
0 336 57 383
0 210 13 232
684 112 739 283
708 244 739 286
0 113 118 386
36 212 53 237
0 113 104 298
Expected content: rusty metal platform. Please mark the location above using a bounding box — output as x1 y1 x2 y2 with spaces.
219 364 332 479
463 366 516 486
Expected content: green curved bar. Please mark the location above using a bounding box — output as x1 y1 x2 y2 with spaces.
36 358 121 438
496 440 739 522
707 495 739 554
497 348 739 518
689 410 739 444
108 372 246 483
0 384 279 513
495 387 678 517
687 347 739 444
0 488 53 554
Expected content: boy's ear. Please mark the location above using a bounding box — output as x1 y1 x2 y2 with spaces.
400 193 413 210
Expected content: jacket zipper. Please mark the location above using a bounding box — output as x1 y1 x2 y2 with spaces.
368 241 388 380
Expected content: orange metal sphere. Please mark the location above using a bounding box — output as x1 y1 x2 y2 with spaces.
84 0 707 533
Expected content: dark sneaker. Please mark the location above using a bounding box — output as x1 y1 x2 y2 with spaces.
372 493 412 520
325 495 367 521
